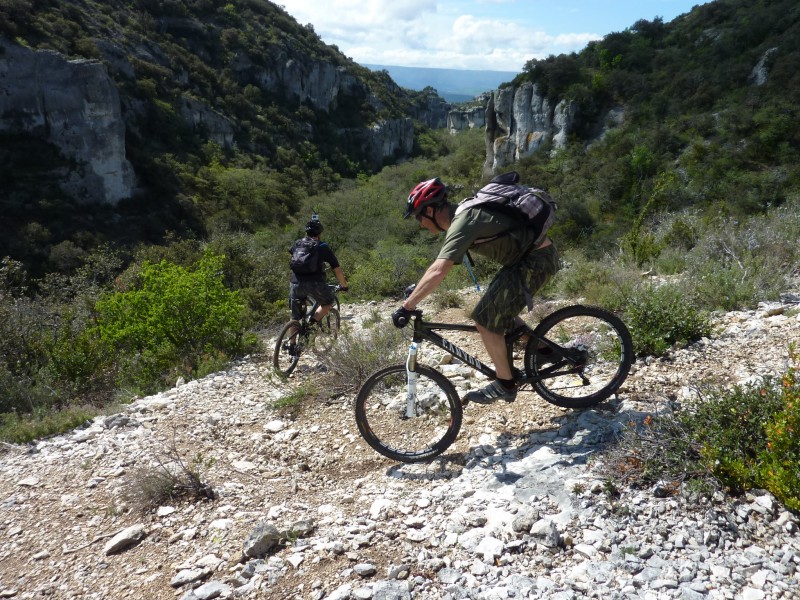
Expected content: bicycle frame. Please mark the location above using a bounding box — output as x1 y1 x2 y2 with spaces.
294 284 341 325
405 313 585 386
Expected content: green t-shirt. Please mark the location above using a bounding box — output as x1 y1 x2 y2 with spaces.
437 206 542 266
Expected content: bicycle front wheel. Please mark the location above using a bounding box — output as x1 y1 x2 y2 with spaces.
355 364 463 463
525 305 633 409
312 308 340 355
273 320 302 376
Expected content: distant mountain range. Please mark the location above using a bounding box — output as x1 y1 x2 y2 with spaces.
363 64 518 103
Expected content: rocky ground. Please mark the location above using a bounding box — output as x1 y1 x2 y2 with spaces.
1 289 800 600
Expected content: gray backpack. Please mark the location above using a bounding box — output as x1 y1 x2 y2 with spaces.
455 171 557 246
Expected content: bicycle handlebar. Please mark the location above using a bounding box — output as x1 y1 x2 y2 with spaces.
394 308 423 328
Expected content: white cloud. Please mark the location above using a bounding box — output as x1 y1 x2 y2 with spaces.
279 0 601 70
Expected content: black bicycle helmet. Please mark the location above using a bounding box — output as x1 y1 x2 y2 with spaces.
305 220 324 236
404 177 447 219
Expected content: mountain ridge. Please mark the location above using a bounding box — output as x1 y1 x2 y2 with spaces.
363 63 517 102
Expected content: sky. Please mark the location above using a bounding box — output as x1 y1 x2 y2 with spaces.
277 0 712 72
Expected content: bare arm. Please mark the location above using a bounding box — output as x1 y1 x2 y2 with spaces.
332 266 348 289
402 258 454 310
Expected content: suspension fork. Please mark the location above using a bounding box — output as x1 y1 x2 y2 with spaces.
404 341 419 418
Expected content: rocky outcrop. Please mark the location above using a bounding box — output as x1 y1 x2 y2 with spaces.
407 88 451 129
233 50 363 114
0 37 136 204
0 27 437 207
482 82 576 174
178 96 235 149
749 47 779 86
447 106 486 133
366 118 414 166
221 48 425 167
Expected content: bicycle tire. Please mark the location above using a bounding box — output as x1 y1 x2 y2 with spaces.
273 320 303 376
355 364 463 463
524 305 633 409
312 308 340 355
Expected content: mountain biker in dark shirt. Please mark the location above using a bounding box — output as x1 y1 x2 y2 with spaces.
289 219 348 324
391 177 559 404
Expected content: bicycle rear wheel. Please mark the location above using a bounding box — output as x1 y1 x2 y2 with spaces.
312 308 340 355
355 364 463 463
273 320 302 376
525 305 633 409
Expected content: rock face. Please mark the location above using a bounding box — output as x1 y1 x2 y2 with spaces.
749 47 779 86
0 32 427 202
447 106 486 133
232 49 364 114
0 37 136 204
367 118 414 163
231 49 417 169
482 82 576 174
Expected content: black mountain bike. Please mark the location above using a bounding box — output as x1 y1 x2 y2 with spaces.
355 304 634 463
273 284 341 377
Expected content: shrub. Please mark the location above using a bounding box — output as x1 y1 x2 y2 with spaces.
431 288 463 310
95 251 249 393
550 250 640 312
319 323 406 394
625 282 712 356
348 242 431 300
41 313 115 402
122 441 215 513
757 347 800 511
601 347 800 510
0 405 99 444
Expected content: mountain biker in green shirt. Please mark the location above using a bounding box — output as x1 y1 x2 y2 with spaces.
392 176 560 404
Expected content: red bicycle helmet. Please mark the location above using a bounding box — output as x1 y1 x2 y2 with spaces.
403 177 447 219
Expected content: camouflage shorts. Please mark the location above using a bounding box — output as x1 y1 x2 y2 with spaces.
469 244 560 334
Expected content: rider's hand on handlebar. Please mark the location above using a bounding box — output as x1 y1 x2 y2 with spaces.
391 306 413 328
339 286 348 292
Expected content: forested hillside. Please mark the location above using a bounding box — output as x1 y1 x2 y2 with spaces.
506 0 800 247
0 0 446 273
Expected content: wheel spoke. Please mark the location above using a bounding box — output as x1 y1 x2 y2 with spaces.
526 306 633 409
355 364 462 463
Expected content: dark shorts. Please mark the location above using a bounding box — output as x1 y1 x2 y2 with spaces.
289 281 336 320
470 244 560 334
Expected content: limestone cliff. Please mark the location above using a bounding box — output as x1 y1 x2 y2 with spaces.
447 106 486 133
0 37 136 204
0 28 427 204
482 82 575 174
229 47 417 168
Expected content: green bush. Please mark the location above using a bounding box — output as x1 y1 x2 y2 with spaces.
95 251 249 393
0 405 99 444
550 250 639 312
601 348 800 510
757 348 800 511
348 242 431 300
42 316 114 402
625 282 712 356
693 381 786 493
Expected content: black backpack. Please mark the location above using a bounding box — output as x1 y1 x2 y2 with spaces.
290 237 321 274
455 171 557 246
